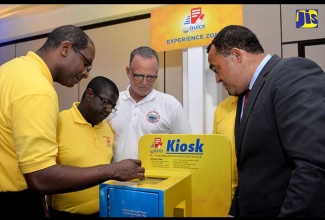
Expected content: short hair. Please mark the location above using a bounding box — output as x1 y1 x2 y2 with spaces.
207 25 264 56
38 25 94 52
82 76 119 99
129 46 159 69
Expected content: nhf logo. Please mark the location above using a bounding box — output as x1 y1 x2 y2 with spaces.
183 7 206 33
296 9 318 28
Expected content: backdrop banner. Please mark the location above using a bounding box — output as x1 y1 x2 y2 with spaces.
151 4 243 52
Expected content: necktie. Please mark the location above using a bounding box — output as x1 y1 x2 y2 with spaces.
244 89 250 108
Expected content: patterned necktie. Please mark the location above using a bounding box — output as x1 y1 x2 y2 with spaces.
244 89 250 108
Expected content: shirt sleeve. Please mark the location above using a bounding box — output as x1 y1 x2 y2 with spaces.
13 93 58 173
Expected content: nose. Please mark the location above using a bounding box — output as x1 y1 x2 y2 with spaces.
104 106 111 112
141 78 149 85
215 75 222 84
82 70 89 79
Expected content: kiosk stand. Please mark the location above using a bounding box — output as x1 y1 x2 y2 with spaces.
100 134 232 217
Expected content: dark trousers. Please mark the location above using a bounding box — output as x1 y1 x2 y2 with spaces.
0 189 47 218
229 189 240 217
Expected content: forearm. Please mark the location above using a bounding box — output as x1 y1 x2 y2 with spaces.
24 159 144 195
24 164 113 194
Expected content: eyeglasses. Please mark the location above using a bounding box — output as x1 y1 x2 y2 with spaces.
72 44 93 72
92 90 117 113
130 70 158 82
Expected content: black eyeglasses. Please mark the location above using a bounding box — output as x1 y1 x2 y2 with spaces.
130 69 158 82
92 90 117 113
72 44 93 72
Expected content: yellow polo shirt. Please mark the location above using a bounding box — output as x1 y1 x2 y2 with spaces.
52 102 114 214
213 95 238 198
0 51 58 192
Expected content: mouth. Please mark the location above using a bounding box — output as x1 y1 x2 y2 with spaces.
139 86 148 90
76 75 83 82
102 113 109 118
223 83 229 91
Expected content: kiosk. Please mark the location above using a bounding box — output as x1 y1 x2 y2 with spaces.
100 134 232 217
99 170 192 217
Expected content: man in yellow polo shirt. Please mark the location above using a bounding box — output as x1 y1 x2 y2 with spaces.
0 25 145 218
49 76 119 218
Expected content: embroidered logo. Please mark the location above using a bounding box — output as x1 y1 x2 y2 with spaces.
146 111 160 123
103 136 112 147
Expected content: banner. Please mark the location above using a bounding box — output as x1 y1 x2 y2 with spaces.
151 4 243 52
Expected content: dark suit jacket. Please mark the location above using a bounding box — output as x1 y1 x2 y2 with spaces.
231 55 325 217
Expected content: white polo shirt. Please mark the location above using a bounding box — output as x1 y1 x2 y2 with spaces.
107 85 193 162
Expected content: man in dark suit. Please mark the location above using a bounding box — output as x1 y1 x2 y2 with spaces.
207 25 325 217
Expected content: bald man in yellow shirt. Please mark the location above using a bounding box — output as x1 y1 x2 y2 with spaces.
0 25 144 218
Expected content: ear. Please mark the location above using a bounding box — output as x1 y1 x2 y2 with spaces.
85 88 93 101
232 48 242 63
60 41 72 57
126 66 132 79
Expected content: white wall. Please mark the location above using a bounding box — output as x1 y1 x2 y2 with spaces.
0 4 167 44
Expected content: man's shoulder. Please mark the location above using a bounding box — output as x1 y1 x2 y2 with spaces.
218 96 238 108
156 90 178 100
155 91 183 108
215 96 238 115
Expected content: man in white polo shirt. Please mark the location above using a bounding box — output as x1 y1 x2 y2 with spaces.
107 46 192 162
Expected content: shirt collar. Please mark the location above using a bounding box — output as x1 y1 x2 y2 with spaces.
123 85 157 103
248 54 272 90
26 51 54 88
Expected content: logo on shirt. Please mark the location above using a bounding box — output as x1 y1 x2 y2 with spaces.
103 136 112 147
146 111 160 123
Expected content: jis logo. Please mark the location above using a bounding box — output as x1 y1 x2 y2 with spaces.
296 9 318 28
183 7 206 33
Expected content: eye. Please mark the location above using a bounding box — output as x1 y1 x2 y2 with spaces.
147 76 154 80
211 68 219 74
103 99 112 106
103 103 112 108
